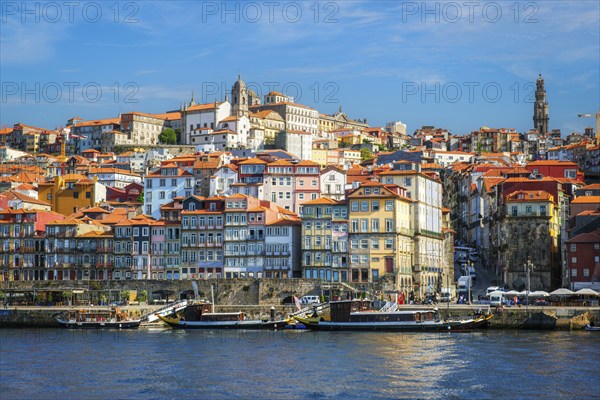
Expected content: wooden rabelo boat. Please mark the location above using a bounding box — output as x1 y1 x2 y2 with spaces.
157 302 289 330
56 307 141 329
294 300 492 332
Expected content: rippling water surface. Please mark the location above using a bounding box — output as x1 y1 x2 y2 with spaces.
1 328 599 399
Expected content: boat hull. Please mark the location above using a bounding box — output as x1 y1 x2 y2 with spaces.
56 319 141 329
157 314 288 330
294 316 489 332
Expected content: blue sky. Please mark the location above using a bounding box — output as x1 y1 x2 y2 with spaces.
1 1 598 135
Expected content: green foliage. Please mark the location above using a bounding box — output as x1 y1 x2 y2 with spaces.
137 191 144 203
159 128 177 145
62 291 73 299
138 290 148 303
0 291 4 300
360 148 373 161
120 290 130 302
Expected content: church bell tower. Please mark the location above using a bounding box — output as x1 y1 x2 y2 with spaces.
533 74 549 134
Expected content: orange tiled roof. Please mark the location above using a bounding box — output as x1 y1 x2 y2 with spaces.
571 196 600 204
506 190 553 202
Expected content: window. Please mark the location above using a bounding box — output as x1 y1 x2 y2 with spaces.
525 205 532 214
571 269 577 277
571 257 577 264
360 201 368 212
86 192 91 199
360 219 368 232
385 239 393 249
159 191 165 199
371 219 379 232
385 219 394 232
570 244 576 252
372 201 379 211
511 206 517 216
385 200 393 211
371 238 379 250
73 192 79 199
351 219 359 232
583 269 590 277
351 201 358 212
540 205 546 215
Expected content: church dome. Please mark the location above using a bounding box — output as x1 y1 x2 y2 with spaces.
233 75 246 90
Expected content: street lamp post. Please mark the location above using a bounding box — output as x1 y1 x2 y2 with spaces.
525 257 534 315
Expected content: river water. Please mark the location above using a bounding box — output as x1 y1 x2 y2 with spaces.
1 328 599 399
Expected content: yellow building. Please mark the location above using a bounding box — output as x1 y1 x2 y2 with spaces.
347 181 414 292
38 174 107 216
311 140 330 166
249 110 285 147
378 169 446 297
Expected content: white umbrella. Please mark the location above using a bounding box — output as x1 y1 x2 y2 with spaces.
518 291 528 297
529 291 549 297
486 291 504 297
549 288 575 296
575 288 599 296
505 290 520 296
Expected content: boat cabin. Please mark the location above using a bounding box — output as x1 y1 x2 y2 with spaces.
329 300 439 323
65 308 130 323
183 303 245 322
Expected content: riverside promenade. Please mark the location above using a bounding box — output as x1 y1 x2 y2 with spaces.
1 303 598 330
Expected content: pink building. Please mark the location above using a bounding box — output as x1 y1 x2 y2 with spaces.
263 159 321 214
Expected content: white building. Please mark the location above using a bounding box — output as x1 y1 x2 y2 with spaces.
320 166 347 200
218 115 250 147
144 163 195 218
0 147 29 162
210 164 239 196
276 130 313 160
427 150 475 167
250 92 319 136
129 148 173 174
385 121 407 135
87 167 143 188
181 100 231 145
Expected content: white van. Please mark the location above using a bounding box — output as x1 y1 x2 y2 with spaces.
490 293 504 307
300 295 321 305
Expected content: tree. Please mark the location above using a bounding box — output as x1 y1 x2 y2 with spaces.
361 148 373 161
138 290 148 303
137 191 144 203
159 128 177 145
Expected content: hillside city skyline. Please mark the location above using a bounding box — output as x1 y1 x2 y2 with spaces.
1 1 598 134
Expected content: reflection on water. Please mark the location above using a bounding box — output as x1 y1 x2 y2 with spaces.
1 329 599 399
